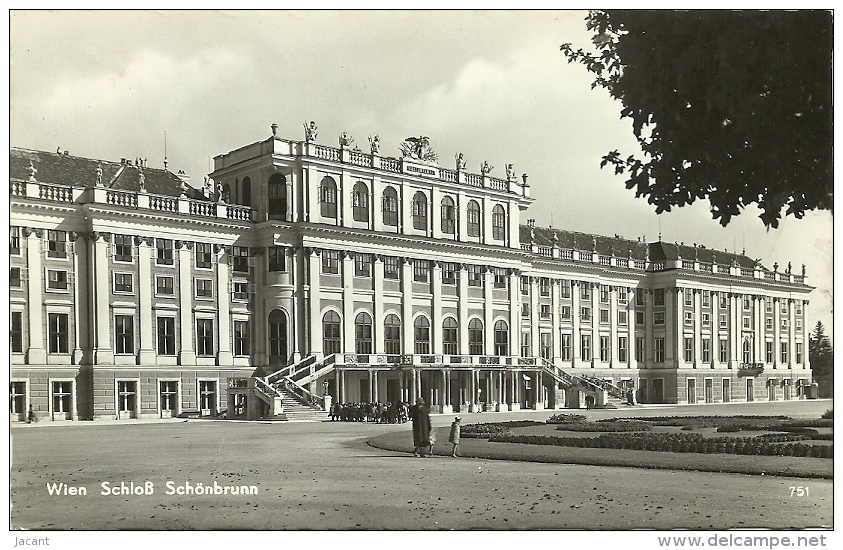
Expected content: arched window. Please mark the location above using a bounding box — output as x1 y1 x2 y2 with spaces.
414 316 431 354
355 312 373 354
493 320 509 356
441 196 456 234
468 318 484 355
221 183 231 203
743 338 752 364
384 314 401 354
241 176 251 206
320 176 337 218
412 192 427 230
466 200 481 237
382 187 399 227
492 205 506 240
352 181 369 222
268 174 287 218
323 311 341 355
442 317 458 355
268 309 288 365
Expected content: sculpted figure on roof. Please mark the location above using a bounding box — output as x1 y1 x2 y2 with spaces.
304 120 318 143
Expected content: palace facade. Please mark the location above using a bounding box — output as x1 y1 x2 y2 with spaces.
9 127 813 421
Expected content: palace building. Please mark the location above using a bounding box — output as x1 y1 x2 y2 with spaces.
9 125 814 422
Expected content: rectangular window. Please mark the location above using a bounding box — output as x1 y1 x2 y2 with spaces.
743 316 751 329
560 333 572 361
53 381 72 414
413 260 429 283
493 268 507 289
580 307 591 321
780 342 788 364
720 314 728 328
560 306 571 320
766 341 774 363
384 256 400 280
766 317 773 330
231 246 250 273
618 310 628 326
321 183 337 218
540 333 552 360
46 269 68 291
521 303 531 318
720 295 728 309
232 281 249 301
441 262 457 285
653 288 664 306
268 246 286 272
719 339 728 363
10 381 26 414
10 267 21 288
11 311 23 353
520 332 531 358
636 311 645 326
581 284 591 301
520 276 529 295
618 291 628 305
467 265 483 287
581 334 592 362
702 291 710 308
560 280 571 299
780 318 789 331
196 319 214 356
47 230 67 258
795 319 802 331
113 272 133 294
600 336 610 362
114 315 134 355
765 297 773 312
321 250 340 274
199 381 217 413
466 204 480 237
636 337 645 362
157 317 176 356
618 337 628 362
113 234 133 262
654 338 664 362
684 291 693 306
684 311 693 326
10 227 21 255
195 243 212 269
354 253 372 277
702 338 711 363
795 302 802 315
233 320 250 357
684 337 694 362
653 311 664 325
702 313 710 327
599 309 609 324
540 278 551 297
780 301 788 315
743 296 751 310
491 209 506 240
540 304 552 319
599 285 609 303
636 288 644 306
156 276 174 296
796 342 803 364
156 238 174 265
195 278 214 299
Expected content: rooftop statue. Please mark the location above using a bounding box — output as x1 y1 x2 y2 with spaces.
95 165 103 187
303 120 318 143
505 163 516 181
400 136 438 163
339 132 355 148
26 161 37 182
480 161 493 175
455 152 466 171
369 135 380 154
138 170 146 192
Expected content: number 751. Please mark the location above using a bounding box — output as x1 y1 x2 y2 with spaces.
789 486 809 497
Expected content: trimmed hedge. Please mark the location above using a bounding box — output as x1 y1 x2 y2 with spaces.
461 420 544 439
555 421 652 432
822 409 833 419
487 431 833 458
546 413 587 424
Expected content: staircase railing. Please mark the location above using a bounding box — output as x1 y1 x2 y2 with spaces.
291 354 337 386
538 358 614 397
578 374 627 399
265 355 318 386
277 378 324 410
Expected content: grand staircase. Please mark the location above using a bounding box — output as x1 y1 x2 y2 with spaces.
274 387 328 422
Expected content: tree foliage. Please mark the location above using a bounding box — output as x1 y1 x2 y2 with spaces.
561 10 832 227
809 321 833 376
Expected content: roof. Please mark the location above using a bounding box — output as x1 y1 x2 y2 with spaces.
520 224 763 269
9 148 206 200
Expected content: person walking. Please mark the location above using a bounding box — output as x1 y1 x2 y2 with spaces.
448 416 461 457
409 397 431 457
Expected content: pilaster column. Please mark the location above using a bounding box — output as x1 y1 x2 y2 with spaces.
508 271 520 357
773 298 781 368
71 233 87 363
308 249 323 358
25 229 46 364
729 294 740 368
609 286 618 368
644 289 653 367
401 258 413 354
372 370 379 402
458 264 469 355
216 245 233 365
530 277 540 358
340 172 352 228
291 247 303 361
693 289 702 368
668 288 680 366
400 185 411 236
481 196 492 245
374 256 385 353
802 301 810 370
432 262 443 354
342 252 354 353
551 279 561 361
431 187 442 240
572 281 581 366
252 247 267 366
177 241 195 365
788 299 796 369
93 232 113 364
484 268 494 355
755 296 764 365
627 288 636 369
590 282 599 366
137 237 155 364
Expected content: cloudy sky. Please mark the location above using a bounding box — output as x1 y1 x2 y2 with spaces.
9 10 833 340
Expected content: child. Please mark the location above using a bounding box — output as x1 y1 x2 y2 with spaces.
448 416 461 457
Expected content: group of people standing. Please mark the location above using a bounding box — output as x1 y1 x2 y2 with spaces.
410 398 461 458
329 401 410 423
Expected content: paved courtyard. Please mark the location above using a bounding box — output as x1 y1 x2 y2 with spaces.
9 400 833 530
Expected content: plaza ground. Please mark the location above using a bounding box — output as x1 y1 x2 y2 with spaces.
9 400 833 530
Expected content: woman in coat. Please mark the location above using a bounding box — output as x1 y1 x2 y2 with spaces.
410 398 431 457
448 417 461 457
